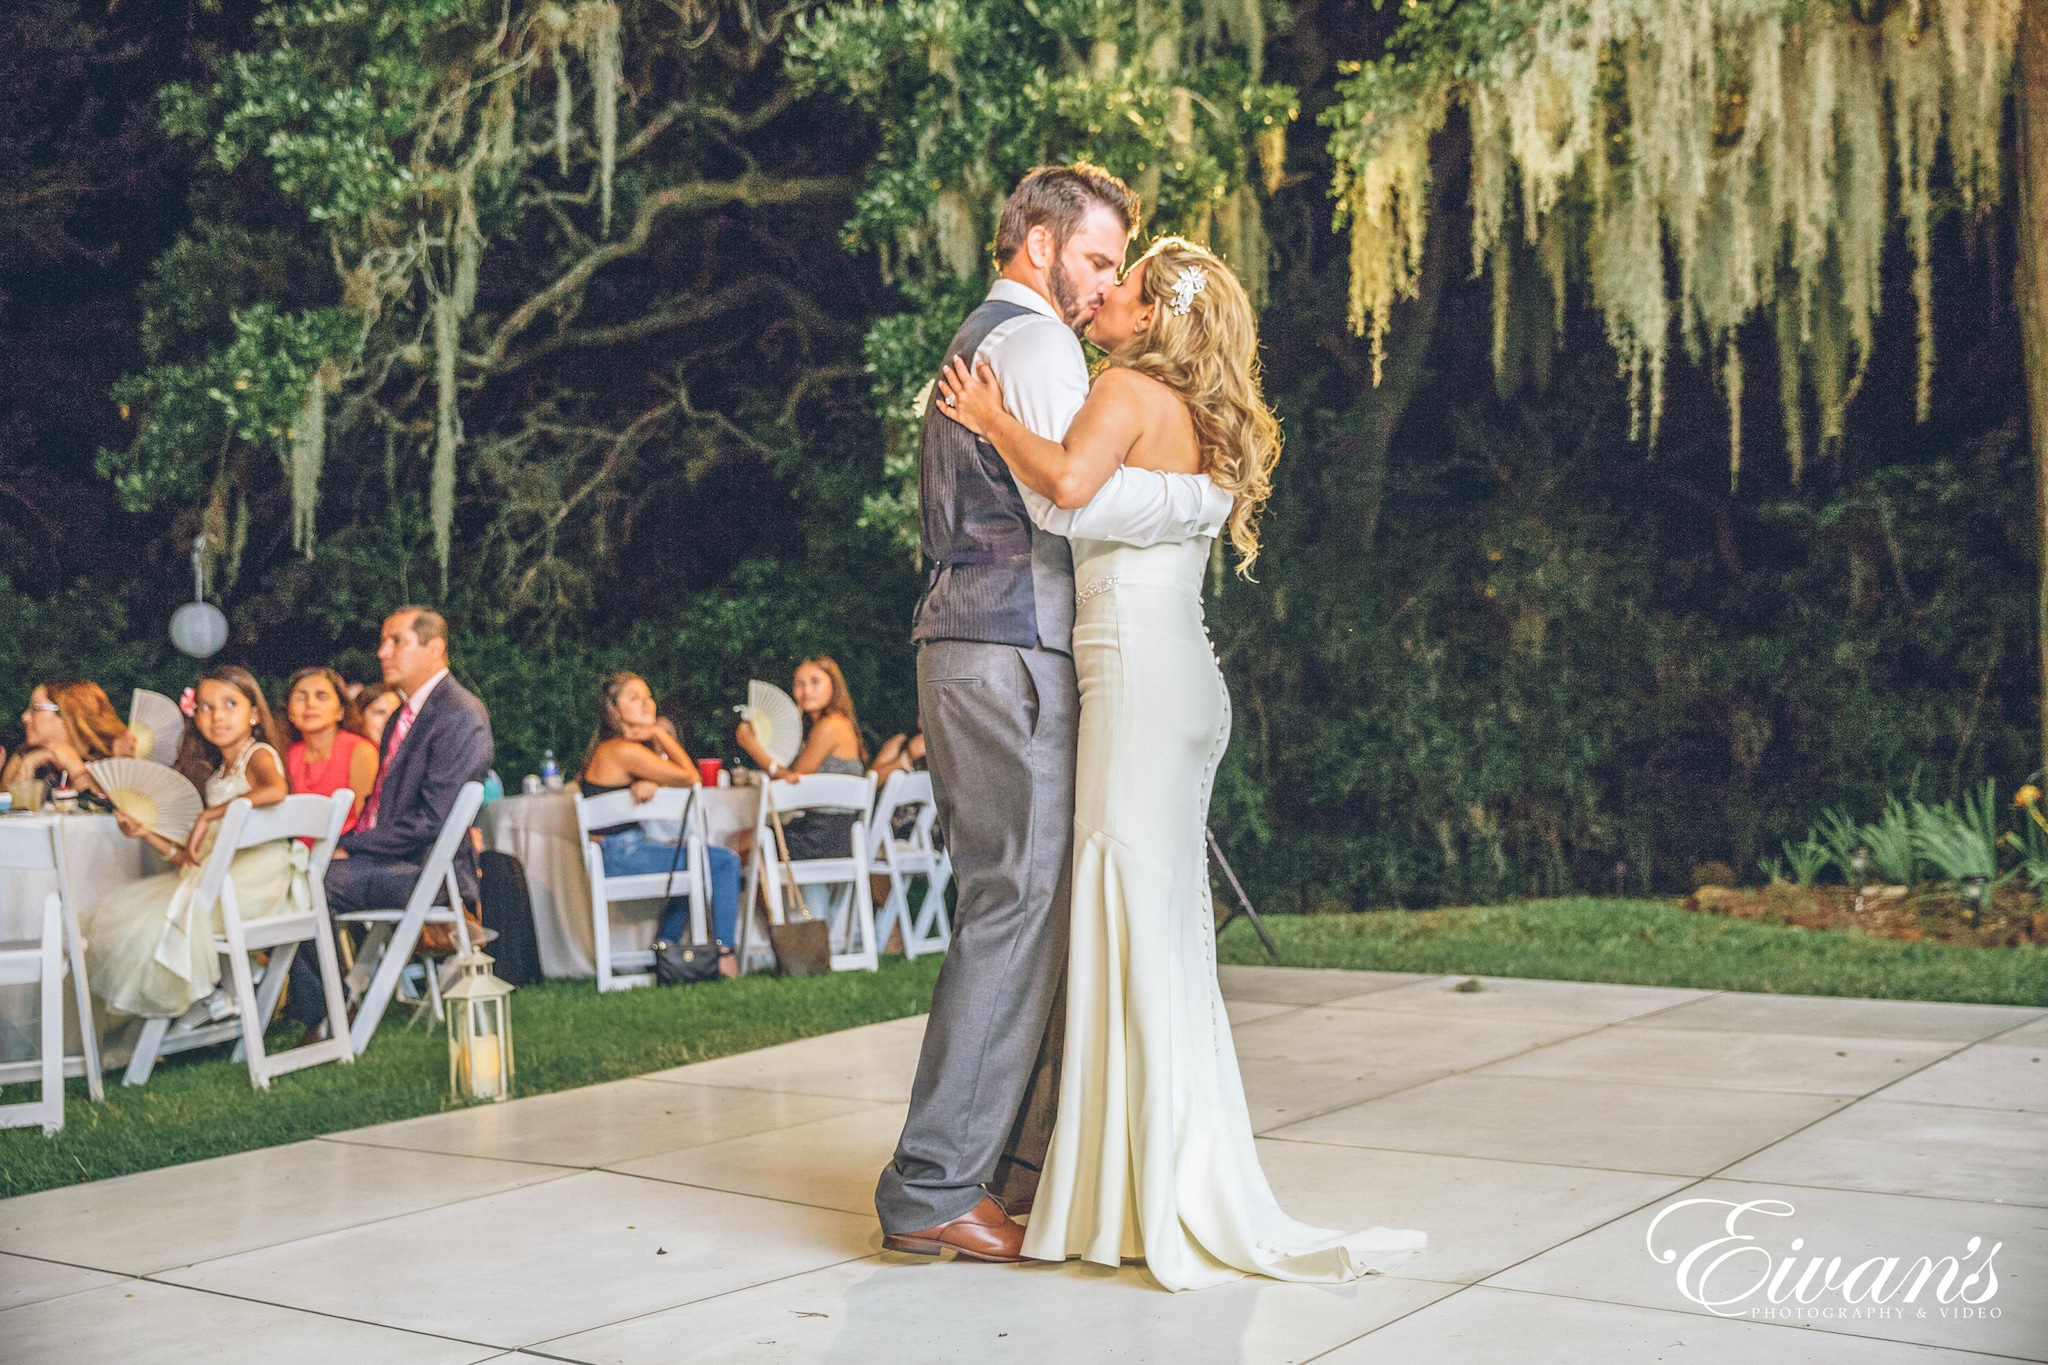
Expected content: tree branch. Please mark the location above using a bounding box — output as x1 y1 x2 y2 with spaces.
490 278 776 377
478 173 854 369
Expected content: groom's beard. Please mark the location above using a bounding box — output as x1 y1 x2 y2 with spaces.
1048 257 1094 336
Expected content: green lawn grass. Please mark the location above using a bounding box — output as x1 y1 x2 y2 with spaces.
9 896 2044 1202
1218 896 2048 1006
1 955 943 1201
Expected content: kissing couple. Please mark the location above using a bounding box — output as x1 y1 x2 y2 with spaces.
872 164 1426 1291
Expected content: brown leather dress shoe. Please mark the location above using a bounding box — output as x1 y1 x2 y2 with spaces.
881 1195 1025 1263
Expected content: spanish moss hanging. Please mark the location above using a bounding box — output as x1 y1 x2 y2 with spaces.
1326 0 2020 488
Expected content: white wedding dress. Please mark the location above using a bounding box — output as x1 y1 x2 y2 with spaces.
1020 534 1426 1290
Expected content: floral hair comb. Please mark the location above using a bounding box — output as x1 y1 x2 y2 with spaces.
1168 264 1207 316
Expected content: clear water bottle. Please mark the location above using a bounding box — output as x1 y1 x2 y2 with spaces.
540 749 561 790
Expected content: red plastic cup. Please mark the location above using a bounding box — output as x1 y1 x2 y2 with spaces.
697 758 723 787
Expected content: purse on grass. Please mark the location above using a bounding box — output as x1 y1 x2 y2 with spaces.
649 821 722 985
763 794 831 977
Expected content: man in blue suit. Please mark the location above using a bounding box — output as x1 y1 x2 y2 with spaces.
286 606 493 1031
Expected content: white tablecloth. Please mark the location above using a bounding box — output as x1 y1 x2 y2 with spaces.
0 812 165 1062
476 787 761 979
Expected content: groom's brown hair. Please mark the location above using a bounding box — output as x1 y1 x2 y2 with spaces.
992 164 1137 267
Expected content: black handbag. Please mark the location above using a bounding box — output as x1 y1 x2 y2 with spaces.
652 937 723 985
647 821 722 985
478 850 544 986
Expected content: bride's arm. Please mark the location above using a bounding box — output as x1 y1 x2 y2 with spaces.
938 357 1147 508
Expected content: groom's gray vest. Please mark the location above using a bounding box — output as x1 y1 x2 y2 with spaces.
911 300 1075 654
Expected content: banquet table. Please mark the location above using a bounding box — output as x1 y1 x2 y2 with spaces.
0 811 165 1064
476 785 764 979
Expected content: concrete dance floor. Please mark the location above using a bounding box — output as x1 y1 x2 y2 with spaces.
3 966 2043 1363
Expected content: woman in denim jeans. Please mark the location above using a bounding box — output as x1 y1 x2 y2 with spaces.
578 673 742 963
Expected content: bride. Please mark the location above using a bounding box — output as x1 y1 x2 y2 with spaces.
936 237 1425 1291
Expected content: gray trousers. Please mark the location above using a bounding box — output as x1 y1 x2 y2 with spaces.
875 639 1076 1233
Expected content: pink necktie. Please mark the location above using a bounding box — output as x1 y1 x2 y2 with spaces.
361 704 416 830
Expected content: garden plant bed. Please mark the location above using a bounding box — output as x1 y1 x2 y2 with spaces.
1686 883 2048 947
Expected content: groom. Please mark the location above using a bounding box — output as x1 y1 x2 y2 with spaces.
875 165 1218 1261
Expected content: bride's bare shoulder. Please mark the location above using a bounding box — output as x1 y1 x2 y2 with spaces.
1088 364 1179 408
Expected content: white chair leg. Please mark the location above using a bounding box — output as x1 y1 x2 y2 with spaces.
252 943 297 1035
314 915 354 1062
61 919 102 1101
852 863 879 972
40 917 63 1133
227 955 270 1091
345 923 391 1005
349 912 424 1055
124 1016 172 1088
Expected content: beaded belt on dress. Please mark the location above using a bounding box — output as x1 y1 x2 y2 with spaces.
1074 576 1119 605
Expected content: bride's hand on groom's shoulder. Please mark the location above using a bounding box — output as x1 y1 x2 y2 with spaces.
935 356 1003 437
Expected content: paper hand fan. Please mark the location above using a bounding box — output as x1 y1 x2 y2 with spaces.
738 679 803 768
128 689 185 766
86 759 204 842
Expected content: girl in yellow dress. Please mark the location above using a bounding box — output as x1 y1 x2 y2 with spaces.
85 666 309 1020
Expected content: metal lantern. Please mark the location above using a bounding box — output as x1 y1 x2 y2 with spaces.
445 950 515 1102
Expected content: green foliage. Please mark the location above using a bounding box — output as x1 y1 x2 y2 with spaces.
1912 779 2006 886
0 578 185 712
100 304 361 513
792 0 1297 542
2005 816 2048 894
106 0 863 600
1862 798 1922 886
1781 836 1831 888
1815 806 1868 883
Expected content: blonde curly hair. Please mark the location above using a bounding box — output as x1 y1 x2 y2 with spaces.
1098 236 1280 577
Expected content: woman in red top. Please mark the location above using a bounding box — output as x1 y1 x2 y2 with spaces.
281 667 378 834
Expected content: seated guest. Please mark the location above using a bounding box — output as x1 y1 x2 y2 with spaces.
356 682 402 748
284 607 492 1034
3 679 132 801
579 672 743 957
871 722 932 841
737 657 869 867
870 725 926 782
282 666 378 834
86 667 303 1018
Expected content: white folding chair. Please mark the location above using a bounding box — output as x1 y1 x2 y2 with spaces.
336 781 485 1055
739 771 880 973
0 894 66 1134
123 791 356 1089
867 770 953 958
574 786 709 992
0 821 103 1102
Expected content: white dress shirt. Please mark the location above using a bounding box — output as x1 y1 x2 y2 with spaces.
974 280 1232 545
399 667 449 718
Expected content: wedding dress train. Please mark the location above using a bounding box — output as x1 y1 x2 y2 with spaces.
1020 535 1426 1290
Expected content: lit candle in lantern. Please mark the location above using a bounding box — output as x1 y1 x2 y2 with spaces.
464 1034 503 1099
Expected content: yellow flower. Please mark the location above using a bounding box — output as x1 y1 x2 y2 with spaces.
2015 785 2041 809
